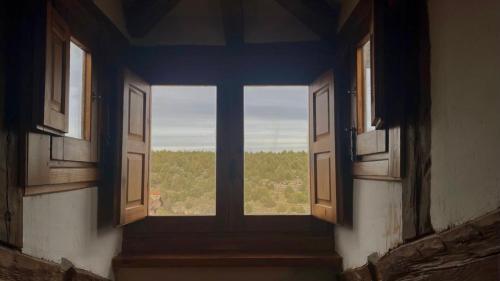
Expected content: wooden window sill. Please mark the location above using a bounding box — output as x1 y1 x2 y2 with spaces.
113 252 342 268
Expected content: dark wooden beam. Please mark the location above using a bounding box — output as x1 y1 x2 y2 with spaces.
340 209 500 281
220 0 244 48
123 0 181 38
126 42 335 85
274 0 339 42
0 246 110 280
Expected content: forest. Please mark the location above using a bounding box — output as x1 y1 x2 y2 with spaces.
149 150 310 216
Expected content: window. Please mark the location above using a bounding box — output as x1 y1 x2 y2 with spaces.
25 3 99 196
66 41 90 139
244 86 310 215
351 35 402 180
116 70 343 227
149 86 217 216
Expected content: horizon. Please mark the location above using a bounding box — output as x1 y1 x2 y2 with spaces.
151 85 309 153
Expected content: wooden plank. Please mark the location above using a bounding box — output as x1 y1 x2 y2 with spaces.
24 181 98 196
340 264 374 281
341 209 500 281
356 130 386 156
113 252 342 268
216 82 244 231
353 160 388 177
123 0 181 38
0 246 65 281
220 0 244 47
63 137 93 162
401 0 432 240
0 246 110 281
274 0 339 42
376 209 500 280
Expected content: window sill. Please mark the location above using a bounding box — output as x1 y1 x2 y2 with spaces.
113 252 342 268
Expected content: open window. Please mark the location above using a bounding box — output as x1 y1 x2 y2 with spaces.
25 2 99 195
116 70 347 227
349 1 402 180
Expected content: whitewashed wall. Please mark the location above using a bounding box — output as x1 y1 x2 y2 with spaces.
335 180 402 269
429 0 500 231
23 187 122 279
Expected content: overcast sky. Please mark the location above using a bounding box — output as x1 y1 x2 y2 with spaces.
151 86 308 152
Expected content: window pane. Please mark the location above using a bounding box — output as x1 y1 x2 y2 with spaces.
149 86 216 216
362 40 375 132
244 86 310 215
66 42 85 139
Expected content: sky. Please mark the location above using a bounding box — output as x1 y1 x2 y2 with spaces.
151 85 308 152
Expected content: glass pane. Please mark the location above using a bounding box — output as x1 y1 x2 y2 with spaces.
362 40 376 132
244 86 310 215
66 42 85 139
149 86 216 216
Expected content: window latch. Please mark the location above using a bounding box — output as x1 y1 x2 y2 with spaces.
91 91 102 100
344 127 357 162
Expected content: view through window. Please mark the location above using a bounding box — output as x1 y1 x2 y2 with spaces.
66 42 86 139
149 86 216 216
361 40 375 132
244 86 310 215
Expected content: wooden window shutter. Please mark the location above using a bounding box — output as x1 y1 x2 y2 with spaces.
309 70 344 224
42 3 70 133
117 70 151 226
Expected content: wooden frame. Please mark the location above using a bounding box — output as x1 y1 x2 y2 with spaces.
120 78 335 253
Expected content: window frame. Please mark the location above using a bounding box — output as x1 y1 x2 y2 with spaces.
121 82 332 249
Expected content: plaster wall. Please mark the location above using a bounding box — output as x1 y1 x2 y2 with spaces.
23 187 122 279
428 0 500 231
335 180 402 270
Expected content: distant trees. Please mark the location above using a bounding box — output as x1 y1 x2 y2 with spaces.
149 150 310 216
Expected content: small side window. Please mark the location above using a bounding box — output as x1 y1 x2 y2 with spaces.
352 35 401 180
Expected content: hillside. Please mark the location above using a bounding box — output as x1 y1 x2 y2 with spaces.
149 150 310 216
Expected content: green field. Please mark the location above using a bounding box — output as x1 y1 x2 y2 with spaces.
149 150 310 216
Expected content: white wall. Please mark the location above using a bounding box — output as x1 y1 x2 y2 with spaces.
23 187 122 279
335 180 402 270
429 0 500 231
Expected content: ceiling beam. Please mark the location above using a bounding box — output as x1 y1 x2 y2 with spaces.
274 0 340 42
123 0 181 38
220 0 245 48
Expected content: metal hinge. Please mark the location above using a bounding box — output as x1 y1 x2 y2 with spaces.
347 89 357 96
344 127 357 162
